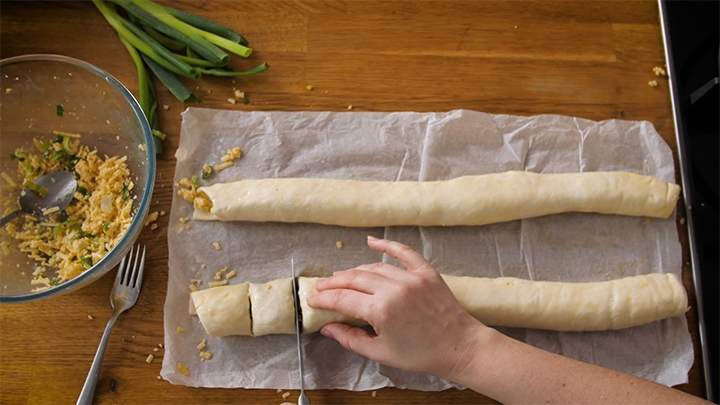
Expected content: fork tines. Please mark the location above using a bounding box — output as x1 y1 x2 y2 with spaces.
117 245 146 288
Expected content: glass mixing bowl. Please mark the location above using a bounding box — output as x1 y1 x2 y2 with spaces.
0 54 155 303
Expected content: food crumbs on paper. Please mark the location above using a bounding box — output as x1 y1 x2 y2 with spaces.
199 351 213 360
648 80 659 87
208 280 228 288
225 270 236 280
646 218 653 224
201 164 213 179
177 363 190 376
179 216 190 223
282 392 291 400
177 327 185 333
212 242 221 250
335 240 344 249
188 283 199 292
214 161 233 171
196 339 207 350
146 354 155 364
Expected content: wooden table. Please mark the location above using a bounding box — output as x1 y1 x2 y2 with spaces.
0 1 708 403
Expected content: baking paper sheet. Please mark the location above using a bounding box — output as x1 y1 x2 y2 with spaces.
161 108 693 391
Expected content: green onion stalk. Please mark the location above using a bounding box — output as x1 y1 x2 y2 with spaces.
92 0 269 154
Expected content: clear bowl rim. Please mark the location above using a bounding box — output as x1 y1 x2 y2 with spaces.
0 54 156 303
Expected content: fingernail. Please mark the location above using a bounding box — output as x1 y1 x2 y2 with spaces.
367 235 379 241
320 327 334 339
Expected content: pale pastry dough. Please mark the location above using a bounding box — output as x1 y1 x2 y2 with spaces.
190 273 687 336
441 273 688 331
191 282 251 337
249 278 296 336
193 171 680 226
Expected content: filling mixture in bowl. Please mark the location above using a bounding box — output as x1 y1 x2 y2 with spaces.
1 131 134 291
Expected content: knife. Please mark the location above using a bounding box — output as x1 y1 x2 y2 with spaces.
291 258 311 405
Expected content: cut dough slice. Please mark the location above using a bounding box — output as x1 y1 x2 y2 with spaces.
249 278 296 336
193 171 680 227
191 282 251 337
190 273 687 336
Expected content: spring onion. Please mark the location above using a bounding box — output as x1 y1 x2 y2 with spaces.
92 0 269 154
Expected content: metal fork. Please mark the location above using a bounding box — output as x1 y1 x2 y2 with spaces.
76 245 146 405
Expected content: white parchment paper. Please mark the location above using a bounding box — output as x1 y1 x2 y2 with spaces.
161 108 693 391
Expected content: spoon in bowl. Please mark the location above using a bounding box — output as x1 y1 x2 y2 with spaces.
0 171 78 227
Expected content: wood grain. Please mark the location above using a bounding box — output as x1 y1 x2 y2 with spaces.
0 1 705 403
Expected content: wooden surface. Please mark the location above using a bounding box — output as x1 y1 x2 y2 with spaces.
0 1 707 403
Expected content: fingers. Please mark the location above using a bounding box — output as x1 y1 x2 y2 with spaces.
366 236 435 275
308 288 373 320
315 267 395 294
320 323 376 358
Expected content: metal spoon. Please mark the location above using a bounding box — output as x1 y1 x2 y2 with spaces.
0 171 78 227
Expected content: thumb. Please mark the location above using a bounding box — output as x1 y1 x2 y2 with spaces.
320 323 376 356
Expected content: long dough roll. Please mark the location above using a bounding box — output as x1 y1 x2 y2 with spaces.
441 273 688 332
193 171 680 226
191 273 687 336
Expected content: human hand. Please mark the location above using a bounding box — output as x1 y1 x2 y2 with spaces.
307 236 488 380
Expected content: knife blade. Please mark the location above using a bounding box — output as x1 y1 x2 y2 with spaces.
291 258 311 405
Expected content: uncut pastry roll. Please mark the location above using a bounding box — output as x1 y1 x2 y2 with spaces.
441 273 688 332
192 171 681 227
296 273 687 333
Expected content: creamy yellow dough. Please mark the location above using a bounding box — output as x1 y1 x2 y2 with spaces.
441 273 688 331
190 273 687 336
249 278 296 336
193 171 681 226
191 282 251 337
